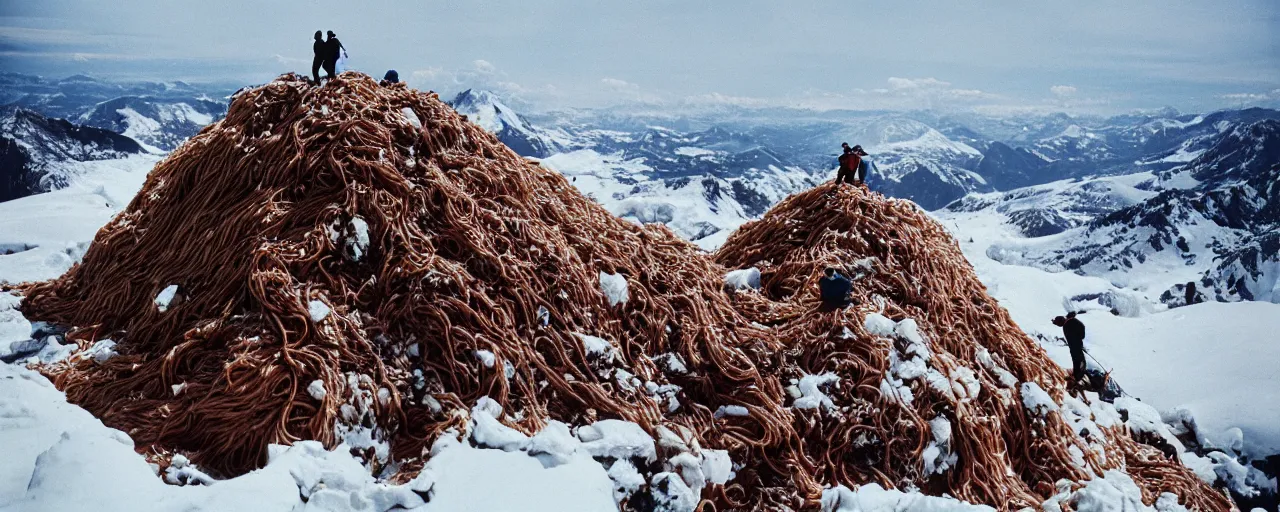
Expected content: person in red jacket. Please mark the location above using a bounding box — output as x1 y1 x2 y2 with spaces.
836 143 856 185
851 145 869 184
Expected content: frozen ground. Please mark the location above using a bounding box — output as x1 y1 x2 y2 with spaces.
0 155 159 285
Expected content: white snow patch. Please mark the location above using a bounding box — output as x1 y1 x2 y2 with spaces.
307 300 331 322
154 284 179 312
599 271 629 306
724 267 761 291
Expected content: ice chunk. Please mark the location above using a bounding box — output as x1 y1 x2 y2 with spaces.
154 284 179 312
792 372 839 411
307 380 326 400
607 459 645 503
84 339 117 363
714 405 750 418
723 267 761 291
473 349 496 368
575 333 615 360
599 271 629 306
576 419 656 462
894 318 925 345
345 217 370 261
650 472 697 512
700 449 733 486
469 397 529 452
307 300 330 322
863 313 896 337
402 107 421 129
1020 382 1055 417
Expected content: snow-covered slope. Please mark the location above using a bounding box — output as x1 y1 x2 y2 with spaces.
3 73 233 152
448 89 564 157
965 119 1280 301
0 107 145 201
78 96 224 151
539 149 819 249
0 155 160 283
937 199 1280 496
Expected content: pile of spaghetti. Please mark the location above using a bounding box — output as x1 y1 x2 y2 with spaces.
20 73 1228 511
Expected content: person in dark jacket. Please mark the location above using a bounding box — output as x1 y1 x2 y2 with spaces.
818 267 853 309
1184 281 1198 306
380 69 400 86
323 31 346 81
835 143 856 185
1052 312 1087 382
311 31 326 84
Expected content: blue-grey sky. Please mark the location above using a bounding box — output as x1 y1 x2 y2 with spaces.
1 0 1277 113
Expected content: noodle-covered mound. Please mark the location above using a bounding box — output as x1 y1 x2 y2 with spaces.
20 73 1228 511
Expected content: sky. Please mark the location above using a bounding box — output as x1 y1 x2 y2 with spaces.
1 0 1278 114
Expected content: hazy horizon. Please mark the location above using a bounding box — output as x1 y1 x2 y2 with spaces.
2 0 1278 115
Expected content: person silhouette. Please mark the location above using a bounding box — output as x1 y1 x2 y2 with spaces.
323 31 347 80
310 31 325 84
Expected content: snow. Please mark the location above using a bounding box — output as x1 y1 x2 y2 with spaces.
154 284 179 312
939 199 1280 457
575 333 615 359
473 349 496 368
307 380 327 400
792 372 839 411
576 419 657 462
1 364 624 512
863 313 897 337
599 271 629 306
308 300 331 322
723 267 761 291
415 434 616 512
469 397 530 452
649 472 697 512
1020 382 1056 418
0 155 160 284
821 483 994 512
673 146 715 157
714 405 750 418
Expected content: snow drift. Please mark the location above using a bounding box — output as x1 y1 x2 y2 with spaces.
16 73 1228 511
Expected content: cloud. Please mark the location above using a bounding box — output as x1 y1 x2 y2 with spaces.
1219 89 1280 103
601 78 639 92
887 77 951 90
1051 85 1078 97
472 59 496 74
682 92 770 108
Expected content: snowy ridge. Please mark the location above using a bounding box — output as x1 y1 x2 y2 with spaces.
0 107 145 201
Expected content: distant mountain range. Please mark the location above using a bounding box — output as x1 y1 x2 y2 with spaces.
0 107 144 201
0 72 233 151
947 118 1280 304
3 73 1276 304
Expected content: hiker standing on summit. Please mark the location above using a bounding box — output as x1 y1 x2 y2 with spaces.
1052 312 1087 383
323 31 347 81
851 145 870 185
836 143 856 185
835 143 870 186
311 31 326 84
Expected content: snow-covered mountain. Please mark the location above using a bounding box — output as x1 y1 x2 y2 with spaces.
76 96 225 151
1 72 233 152
0 107 144 201
944 117 1280 304
447 89 565 157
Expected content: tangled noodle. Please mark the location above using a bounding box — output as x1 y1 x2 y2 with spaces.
18 73 1229 511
